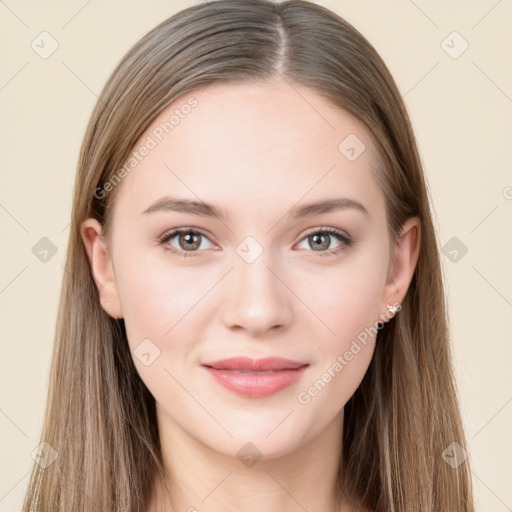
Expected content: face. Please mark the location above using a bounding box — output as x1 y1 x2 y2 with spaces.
83 79 417 461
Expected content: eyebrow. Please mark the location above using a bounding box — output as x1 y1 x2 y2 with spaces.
141 196 369 220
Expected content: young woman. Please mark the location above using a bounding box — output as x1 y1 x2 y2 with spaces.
22 1 474 511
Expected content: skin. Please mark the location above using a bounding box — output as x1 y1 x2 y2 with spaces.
81 79 420 512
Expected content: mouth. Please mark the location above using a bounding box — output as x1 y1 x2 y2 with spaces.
202 356 308 371
201 357 309 398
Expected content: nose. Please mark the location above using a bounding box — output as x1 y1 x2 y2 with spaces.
221 251 292 336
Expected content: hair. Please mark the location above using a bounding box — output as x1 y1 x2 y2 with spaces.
22 1 474 511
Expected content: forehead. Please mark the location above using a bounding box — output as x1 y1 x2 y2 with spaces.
113 80 385 223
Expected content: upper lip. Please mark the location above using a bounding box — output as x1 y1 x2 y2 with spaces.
202 357 308 371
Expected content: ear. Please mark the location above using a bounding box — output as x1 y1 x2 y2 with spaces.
379 216 421 323
80 218 123 319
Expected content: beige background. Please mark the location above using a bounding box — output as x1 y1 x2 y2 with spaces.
1 1 511 510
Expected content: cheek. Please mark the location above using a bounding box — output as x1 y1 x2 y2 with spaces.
116 247 210 338
335 270 382 339
294 255 385 347
295 273 380 413
114 252 211 397
292 251 385 406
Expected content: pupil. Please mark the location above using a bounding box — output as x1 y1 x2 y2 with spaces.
311 234 328 250
181 232 200 250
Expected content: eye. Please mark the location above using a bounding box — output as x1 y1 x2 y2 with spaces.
296 227 353 256
159 228 215 258
158 226 354 259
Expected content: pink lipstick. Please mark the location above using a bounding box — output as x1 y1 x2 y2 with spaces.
201 357 309 398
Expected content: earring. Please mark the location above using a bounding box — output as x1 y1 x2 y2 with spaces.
387 303 400 315
378 302 401 330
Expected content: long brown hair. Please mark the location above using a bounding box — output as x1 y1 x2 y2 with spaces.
22 1 474 510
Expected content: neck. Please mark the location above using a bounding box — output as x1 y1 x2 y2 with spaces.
149 407 347 512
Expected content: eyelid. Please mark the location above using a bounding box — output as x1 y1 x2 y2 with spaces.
300 226 351 241
158 226 354 258
159 226 213 242
158 227 217 258
295 226 353 254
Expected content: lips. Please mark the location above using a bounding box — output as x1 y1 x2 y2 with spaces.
201 357 309 398
202 357 308 372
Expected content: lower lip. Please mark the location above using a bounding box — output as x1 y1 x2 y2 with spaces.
203 366 308 398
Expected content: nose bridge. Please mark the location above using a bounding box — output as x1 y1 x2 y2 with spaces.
221 240 291 334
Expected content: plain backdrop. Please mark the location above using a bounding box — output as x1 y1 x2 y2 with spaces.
1 1 511 511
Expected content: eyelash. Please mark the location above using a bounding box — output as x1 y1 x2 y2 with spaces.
158 227 354 259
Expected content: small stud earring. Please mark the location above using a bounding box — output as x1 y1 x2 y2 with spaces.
387 303 399 315
378 302 401 330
